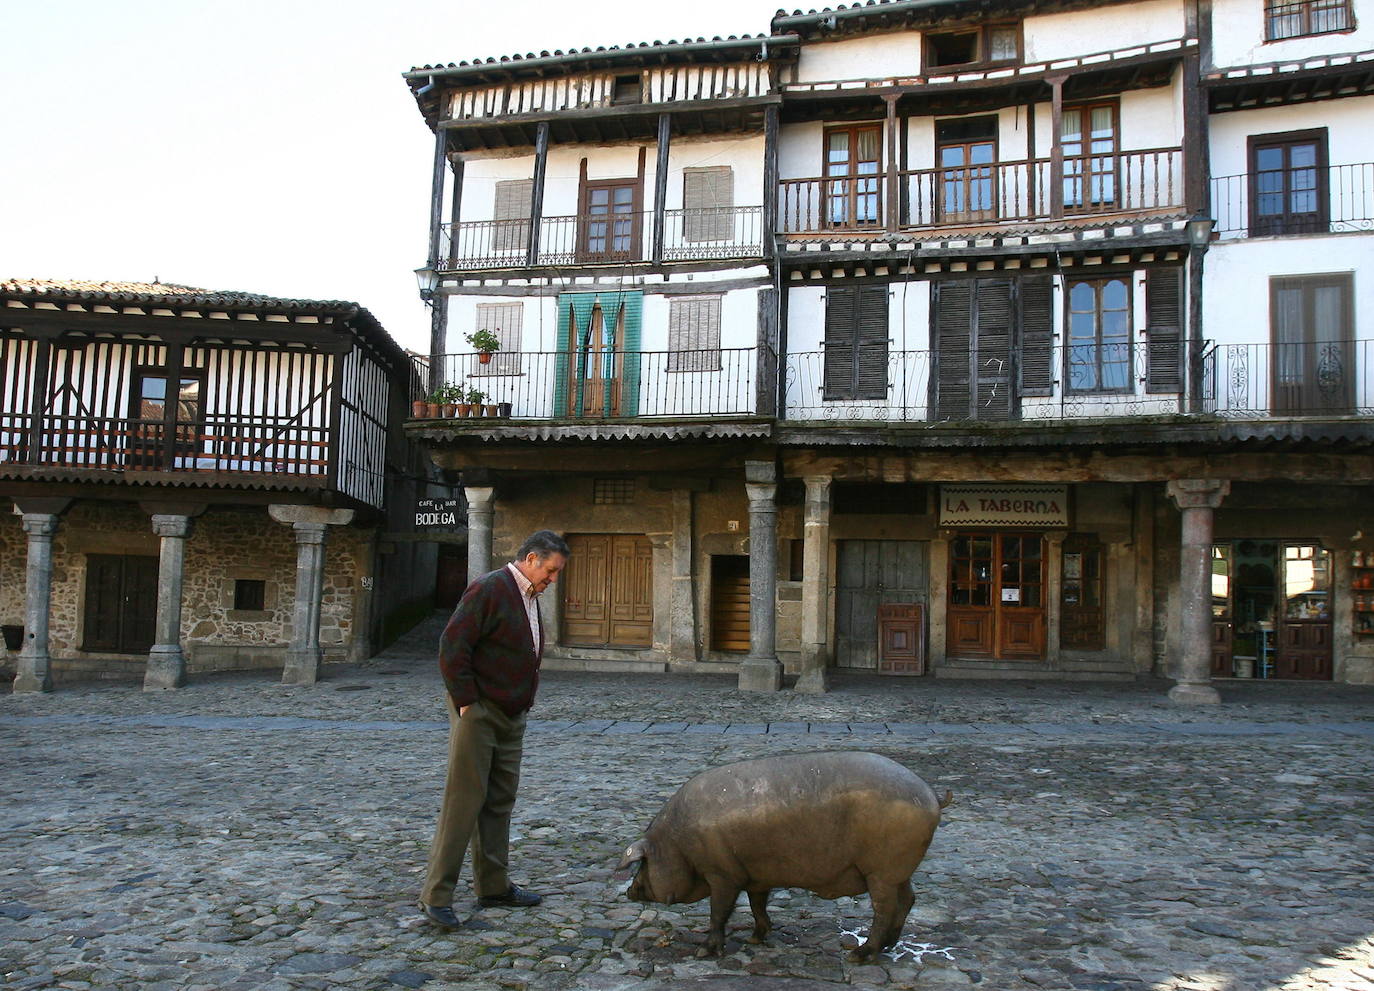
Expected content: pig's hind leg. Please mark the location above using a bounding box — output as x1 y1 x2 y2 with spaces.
746 888 773 944
699 877 741 957
851 877 909 961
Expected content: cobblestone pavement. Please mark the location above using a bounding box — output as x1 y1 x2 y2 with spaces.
3 613 1373 991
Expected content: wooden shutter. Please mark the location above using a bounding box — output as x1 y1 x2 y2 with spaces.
823 286 857 401
1145 267 1183 393
683 167 733 241
934 280 973 420
976 279 1015 420
475 302 522 375
668 296 722 372
855 284 889 400
493 179 533 251
1019 276 1054 396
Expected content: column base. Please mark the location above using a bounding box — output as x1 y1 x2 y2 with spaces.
1168 681 1221 705
144 645 187 691
738 657 783 693
12 659 52 694
794 667 830 694
282 648 322 686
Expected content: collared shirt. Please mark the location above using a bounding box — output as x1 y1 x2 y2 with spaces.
506 562 542 655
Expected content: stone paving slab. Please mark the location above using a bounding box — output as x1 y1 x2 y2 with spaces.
3 615 1374 991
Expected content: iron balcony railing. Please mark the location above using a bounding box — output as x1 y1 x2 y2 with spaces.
0 413 330 474
1210 162 1374 238
416 347 770 419
1202 340 1374 417
439 206 765 270
779 148 1183 234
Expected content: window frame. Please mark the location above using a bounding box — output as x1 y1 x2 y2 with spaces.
1060 100 1120 213
1264 0 1354 41
822 123 884 229
1247 128 1329 237
667 295 723 373
1064 275 1134 395
577 177 643 262
924 22 1023 70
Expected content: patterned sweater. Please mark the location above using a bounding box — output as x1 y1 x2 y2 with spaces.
438 567 544 716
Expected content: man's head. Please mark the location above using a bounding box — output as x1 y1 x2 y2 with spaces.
513 530 571 595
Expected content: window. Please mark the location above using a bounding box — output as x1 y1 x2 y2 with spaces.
612 73 642 105
1061 102 1118 211
1061 536 1104 650
925 23 1020 69
668 296 722 372
128 368 206 469
234 579 266 612
1270 273 1353 413
1265 0 1353 39
823 284 888 401
682 167 735 242
592 478 635 504
474 302 523 375
1249 129 1327 236
1066 278 1132 393
578 179 640 261
492 179 532 252
825 124 882 228
937 116 998 223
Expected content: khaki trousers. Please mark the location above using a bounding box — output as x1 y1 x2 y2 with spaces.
420 696 527 906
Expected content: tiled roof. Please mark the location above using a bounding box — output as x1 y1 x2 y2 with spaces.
407 33 790 75
0 277 360 311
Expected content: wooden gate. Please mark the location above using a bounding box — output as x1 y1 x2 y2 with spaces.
562 534 652 648
710 555 751 652
834 540 928 669
82 554 158 653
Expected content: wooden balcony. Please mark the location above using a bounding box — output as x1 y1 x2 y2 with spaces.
778 147 1183 235
439 206 765 271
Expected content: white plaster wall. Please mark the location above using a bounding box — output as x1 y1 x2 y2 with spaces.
796 32 921 82
1025 0 1187 62
1208 96 1374 179
1204 238 1370 348
1210 0 1373 68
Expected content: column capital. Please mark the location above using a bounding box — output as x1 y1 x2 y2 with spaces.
292 521 328 544
646 532 672 549
744 460 777 485
268 504 355 527
464 485 495 510
1167 479 1230 511
151 514 193 539
20 513 60 538
745 481 777 508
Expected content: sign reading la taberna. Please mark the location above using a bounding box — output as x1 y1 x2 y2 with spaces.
415 498 462 529
938 485 1070 527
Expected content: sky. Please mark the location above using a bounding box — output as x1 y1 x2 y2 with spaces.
0 0 794 354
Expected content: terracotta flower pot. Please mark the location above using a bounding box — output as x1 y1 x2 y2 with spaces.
441 403 457 418
456 403 472 418
478 352 493 365
484 405 498 417
411 401 427 418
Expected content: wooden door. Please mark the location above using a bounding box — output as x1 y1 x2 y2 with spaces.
878 603 925 675
1274 543 1332 679
824 124 882 228
835 540 928 669
566 304 624 418
82 554 158 653
578 179 639 262
562 534 652 648
710 555 751 652
947 533 1046 660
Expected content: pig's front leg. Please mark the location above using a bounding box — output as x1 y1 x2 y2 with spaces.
746 888 772 944
700 877 741 956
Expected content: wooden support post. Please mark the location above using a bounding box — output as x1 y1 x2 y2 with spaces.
447 157 464 269
763 104 779 257
885 95 900 232
1182 52 1208 217
653 113 670 265
428 126 447 270
160 342 184 470
527 121 550 267
1049 75 1066 220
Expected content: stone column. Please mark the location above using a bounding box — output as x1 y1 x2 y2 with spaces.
270 505 355 686
648 532 672 665
1044 531 1066 669
13 512 61 693
144 514 193 691
465 486 495 582
739 461 782 692
1166 479 1230 704
669 490 698 668
796 475 832 694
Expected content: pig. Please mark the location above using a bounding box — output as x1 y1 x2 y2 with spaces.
617 750 950 960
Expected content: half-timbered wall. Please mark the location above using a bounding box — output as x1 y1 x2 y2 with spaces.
336 344 391 508
446 61 771 120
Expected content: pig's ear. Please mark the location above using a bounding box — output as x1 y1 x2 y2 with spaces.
615 838 648 872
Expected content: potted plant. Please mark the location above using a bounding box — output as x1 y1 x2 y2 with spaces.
466 328 501 365
466 387 486 416
425 388 445 418
411 396 428 418
439 383 463 418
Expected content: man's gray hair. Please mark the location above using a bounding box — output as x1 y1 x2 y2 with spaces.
517 530 571 561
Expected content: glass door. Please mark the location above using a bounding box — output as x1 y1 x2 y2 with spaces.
825 124 882 229
947 533 1046 659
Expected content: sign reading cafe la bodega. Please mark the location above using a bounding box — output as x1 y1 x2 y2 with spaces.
415 498 462 529
938 485 1070 528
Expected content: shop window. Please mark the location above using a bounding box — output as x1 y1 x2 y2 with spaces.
1066 277 1132 393
234 579 266 612
1265 0 1353 40
1060 536 1103 650
925 23 1020 69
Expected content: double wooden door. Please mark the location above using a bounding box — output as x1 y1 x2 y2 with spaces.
83 554 158 653
834 540 928 669
947 533 1046 660
561 534 652 648
566 304 625 418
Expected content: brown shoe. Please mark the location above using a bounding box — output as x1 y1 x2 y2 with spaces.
477 884 541 908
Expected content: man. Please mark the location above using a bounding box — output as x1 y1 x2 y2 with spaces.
418 529 570 930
